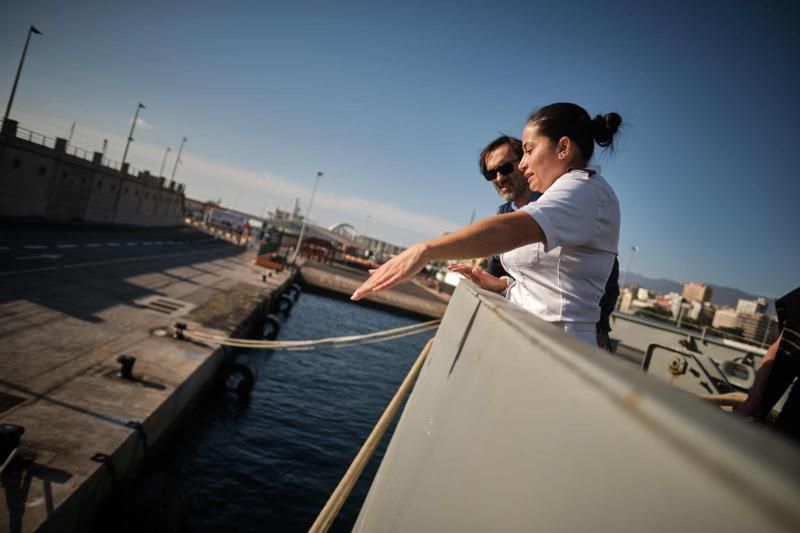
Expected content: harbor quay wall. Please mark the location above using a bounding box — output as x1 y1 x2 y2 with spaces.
355 281 800 532
0 235 297 532
299 261 448 320
0 119 184 227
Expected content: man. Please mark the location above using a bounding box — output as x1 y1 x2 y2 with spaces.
479 135 620 349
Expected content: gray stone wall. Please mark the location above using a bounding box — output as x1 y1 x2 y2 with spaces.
0 119 184 227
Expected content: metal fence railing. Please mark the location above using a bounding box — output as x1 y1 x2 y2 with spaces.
66 144 93 162
102 157 120 171
15 124 57 149
2 118 183 190
622 307 776 348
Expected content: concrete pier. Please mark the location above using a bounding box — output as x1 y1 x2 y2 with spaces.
0 225 295 532
299 262 449 319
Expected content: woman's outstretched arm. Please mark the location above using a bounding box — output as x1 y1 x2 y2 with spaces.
351 211 543 300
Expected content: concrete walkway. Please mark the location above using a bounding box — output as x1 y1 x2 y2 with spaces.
0 227 293 532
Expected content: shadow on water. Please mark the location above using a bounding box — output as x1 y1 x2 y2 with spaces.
89 292 435 532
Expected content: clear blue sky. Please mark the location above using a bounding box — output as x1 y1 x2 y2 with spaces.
1 0 797 298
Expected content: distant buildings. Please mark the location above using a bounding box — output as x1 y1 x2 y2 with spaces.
353 235 405 263
621 281 778 347
736 297 768 315
732 298 779 345
735 312 775 344
682 282 712 303
711 308 738 329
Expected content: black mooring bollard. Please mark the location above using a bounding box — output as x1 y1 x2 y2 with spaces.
0 423 24 468
117 354 136 380
174 322 187 340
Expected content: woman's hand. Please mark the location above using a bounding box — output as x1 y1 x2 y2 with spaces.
448 264 508 293
351 244 429 300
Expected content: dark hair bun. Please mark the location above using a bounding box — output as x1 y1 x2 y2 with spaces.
591 112 622 147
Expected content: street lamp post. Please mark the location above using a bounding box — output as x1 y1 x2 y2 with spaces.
676 299 689 329
159 146 171 177
620 244 639 290
291 171 324 264
617 244 640 310
171 137 187 181
121 102 145 169
3 25 42 123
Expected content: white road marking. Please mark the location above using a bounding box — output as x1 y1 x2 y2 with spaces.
106 243 120 247
126 242 138 246
23 245 47 250
57 244 78 249
0 246 10 251
142 241 152 245
84 243 101 247
1 244 231 276
154 241 164 245
18 254 62 260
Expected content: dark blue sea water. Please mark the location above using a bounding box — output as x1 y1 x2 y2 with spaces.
164 292 434 532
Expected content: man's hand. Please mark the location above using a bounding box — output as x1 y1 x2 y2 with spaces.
448 264 508 293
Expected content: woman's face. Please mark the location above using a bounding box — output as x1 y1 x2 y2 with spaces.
519 123 570 193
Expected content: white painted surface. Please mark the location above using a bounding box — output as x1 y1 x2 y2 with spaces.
354 282 800 532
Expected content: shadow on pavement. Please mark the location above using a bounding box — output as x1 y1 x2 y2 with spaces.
0 228 245 325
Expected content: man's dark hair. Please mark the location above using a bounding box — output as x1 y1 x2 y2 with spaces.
479 135 523 177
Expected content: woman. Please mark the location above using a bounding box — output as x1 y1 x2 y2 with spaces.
351 103 622 344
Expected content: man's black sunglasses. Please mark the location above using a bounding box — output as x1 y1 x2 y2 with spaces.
483 160 519 181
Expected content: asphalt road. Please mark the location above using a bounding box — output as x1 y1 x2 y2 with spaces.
0 225 229 276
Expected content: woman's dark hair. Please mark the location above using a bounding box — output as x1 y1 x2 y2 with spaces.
526 103 622 162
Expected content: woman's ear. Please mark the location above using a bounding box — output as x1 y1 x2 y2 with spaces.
557 136 571 160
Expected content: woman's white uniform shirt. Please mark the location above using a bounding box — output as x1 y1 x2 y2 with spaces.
500 168 620 344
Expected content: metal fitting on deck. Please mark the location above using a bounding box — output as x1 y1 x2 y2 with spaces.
668 356 687 375
117 354 136 380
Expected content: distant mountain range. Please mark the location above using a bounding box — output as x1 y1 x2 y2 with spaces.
623 272 774 310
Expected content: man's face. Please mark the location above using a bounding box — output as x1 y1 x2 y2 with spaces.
484 143 529 203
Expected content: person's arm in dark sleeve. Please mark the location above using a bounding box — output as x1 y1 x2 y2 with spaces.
597 256 620 334
485 202 512 278
486 255 509 278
